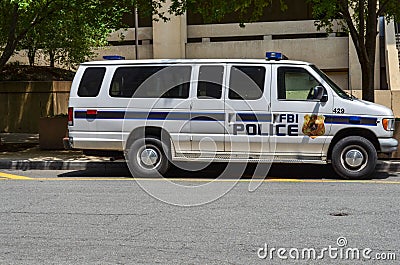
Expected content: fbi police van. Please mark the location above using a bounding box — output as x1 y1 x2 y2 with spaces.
65 53 398 179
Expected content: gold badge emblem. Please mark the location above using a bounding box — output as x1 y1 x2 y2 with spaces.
302 115 325 138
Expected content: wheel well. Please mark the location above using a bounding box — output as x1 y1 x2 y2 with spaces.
327 128 379 160
125 126 171 151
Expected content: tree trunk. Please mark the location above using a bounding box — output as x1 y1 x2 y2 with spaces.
49 50 55 67
28 47 36 66
340 0 378 102
0 4 19 71
361 61 375 102
360 0 378 102
0 42 18 71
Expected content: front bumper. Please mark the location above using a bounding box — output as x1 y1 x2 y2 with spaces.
379 138 398 153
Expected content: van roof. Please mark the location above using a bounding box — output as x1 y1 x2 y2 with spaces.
81 59 311 66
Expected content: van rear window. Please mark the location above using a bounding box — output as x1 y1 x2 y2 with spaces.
197 66 224 99
228 66 265 100
77 68 106 97
110 66 191 99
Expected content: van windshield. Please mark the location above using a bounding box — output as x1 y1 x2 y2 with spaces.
310 65 353 100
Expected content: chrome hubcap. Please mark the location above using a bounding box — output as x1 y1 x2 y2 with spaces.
344 149 364 168
140 148 159 166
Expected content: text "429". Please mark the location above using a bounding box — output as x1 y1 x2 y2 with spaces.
333 108 345 114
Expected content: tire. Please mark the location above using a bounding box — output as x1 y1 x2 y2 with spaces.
126 137 170 178
331 136 377 180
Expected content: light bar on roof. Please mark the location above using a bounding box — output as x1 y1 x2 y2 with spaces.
265 52 288 61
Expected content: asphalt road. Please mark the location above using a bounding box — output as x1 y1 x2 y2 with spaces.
0 165 400 264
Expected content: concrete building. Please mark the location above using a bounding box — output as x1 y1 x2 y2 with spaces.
6 0 400 116
97 0 400 96
3 0 400 134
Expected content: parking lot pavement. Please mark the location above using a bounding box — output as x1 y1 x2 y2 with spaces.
0 168 399 264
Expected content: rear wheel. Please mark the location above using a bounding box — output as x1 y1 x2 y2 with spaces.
126 137 170 178
331 136 377 180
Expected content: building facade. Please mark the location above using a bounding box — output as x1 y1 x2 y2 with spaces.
98 0 400 97
8 0 400 104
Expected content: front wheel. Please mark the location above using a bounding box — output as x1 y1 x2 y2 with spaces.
331 136 377 180
126 137 170 178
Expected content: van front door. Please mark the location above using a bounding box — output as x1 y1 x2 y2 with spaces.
270 65 333 159
224 64 272 156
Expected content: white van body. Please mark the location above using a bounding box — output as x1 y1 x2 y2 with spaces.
66 58 398 179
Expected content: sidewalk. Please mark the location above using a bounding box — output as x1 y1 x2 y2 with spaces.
0 133 400 172
0 133 125 170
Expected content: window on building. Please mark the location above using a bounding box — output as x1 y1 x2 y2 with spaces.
77 68 106 97
110 66 191 99
197 66 224 99
277 67 321 100
228 66 265 100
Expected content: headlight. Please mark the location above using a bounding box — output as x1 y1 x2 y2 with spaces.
382 118 395 131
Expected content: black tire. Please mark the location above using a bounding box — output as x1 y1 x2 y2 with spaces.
126 137 170 178
331 136 377 180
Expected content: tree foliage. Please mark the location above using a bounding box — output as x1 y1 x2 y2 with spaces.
0 0 128 70
170 0 287 25
0 0 284 70
309 0 400 102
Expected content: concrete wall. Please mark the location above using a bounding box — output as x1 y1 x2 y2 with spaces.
95 27 154 60
92 45 153 60
385 20 400 91
345 90 400 117
152 0 187 59
0 81 71 133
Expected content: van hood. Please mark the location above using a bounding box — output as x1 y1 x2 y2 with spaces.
343 98 394 117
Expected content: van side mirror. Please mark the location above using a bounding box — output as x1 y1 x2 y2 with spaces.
313 86 327 102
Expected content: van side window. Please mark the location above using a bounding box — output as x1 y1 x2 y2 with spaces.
110 66 191 99
278 67 321 100
228 66 265 100
77 68 106 97
197 66 224 99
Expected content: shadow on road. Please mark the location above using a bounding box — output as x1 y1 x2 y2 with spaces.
57 162 394 180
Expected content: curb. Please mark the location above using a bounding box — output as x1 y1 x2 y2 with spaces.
0 159 399 172
376 160 400 172
0 159 127 171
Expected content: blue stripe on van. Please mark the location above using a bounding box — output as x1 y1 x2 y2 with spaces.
237 113 271 122
75 111 223 121
74 111 273 122
75 111 376 126
324 115 377 126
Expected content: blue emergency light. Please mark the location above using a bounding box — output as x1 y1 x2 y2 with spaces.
103 55 125 60
265 52 288 61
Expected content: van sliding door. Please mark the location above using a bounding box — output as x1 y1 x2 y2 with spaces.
190 64 226 155
224 64 272 156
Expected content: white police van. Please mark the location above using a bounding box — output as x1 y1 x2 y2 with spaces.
65 53 398 179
